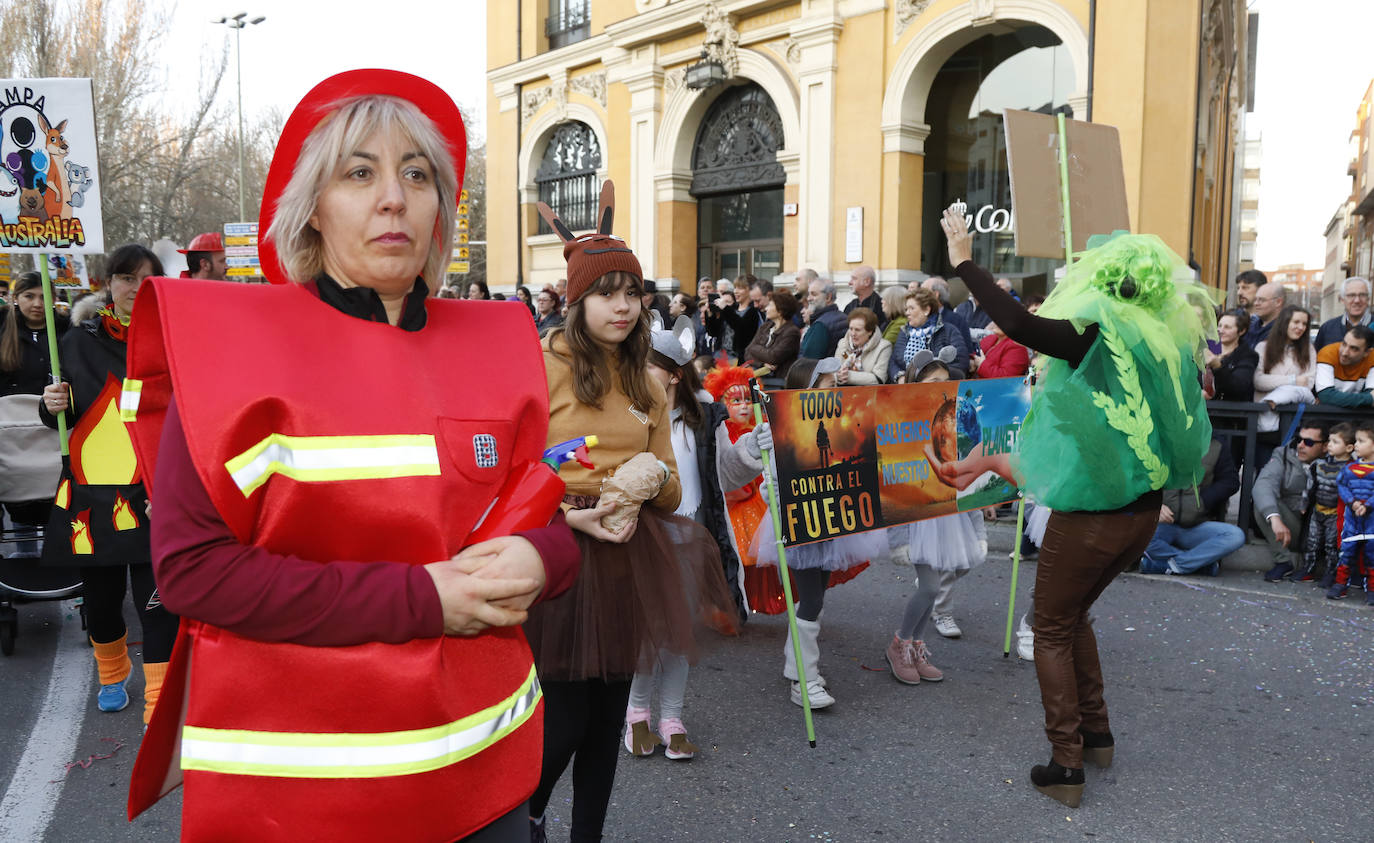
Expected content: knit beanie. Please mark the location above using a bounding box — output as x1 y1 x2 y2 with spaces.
537 181 642 305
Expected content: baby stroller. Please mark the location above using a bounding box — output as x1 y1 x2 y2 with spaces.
0 393 82 655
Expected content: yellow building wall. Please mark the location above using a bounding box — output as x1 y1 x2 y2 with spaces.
658 200 697 286
830 7 887 273
486 0 1236 289
1093 0 1200 260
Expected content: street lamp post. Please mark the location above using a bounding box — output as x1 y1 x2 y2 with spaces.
214 12 266 223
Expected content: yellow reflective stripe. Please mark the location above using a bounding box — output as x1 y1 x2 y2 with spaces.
119 378 142 422
225 433 441 497
181 666 541 779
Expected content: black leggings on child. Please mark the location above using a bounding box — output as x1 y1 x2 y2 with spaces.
530 677 632 842
80 564 179 661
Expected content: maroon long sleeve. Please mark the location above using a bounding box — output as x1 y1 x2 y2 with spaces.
151 399 581 647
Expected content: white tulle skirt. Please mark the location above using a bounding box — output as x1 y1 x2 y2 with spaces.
752 516 885 572
1025 502 1052 548
904 512 985 573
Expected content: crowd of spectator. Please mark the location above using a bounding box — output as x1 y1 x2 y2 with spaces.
424 264 1374 604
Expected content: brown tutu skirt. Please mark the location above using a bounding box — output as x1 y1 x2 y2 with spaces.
524 497 739 681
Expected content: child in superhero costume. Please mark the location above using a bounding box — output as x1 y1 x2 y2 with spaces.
1329 422 1374 603
522 183 736 841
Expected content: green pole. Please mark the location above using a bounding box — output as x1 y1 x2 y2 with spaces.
1056 111 1075 266
1003 113 1075 657
37 255 68 454
1002 498 1026 657
751 383 817 748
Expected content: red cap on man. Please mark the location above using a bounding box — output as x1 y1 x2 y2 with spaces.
178 232 228 280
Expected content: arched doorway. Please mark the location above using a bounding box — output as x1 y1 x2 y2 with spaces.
691 83 785 282
920 25 1076 286
535 121 602 234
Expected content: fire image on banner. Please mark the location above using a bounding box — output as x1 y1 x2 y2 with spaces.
764 377 1032 547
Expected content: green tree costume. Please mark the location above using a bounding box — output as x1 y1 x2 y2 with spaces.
1014 233 1218 512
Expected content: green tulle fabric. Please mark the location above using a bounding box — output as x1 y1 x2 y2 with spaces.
1014 233 1218 512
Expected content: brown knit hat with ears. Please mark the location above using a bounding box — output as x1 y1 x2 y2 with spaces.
537 181 643 305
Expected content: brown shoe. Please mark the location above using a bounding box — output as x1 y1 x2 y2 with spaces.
885 634 922 684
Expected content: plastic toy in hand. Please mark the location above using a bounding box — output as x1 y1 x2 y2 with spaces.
598 452 667 533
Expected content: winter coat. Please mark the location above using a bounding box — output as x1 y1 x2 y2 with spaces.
1253 341 1317 403
1160 438 1237 526
889 312 968 383
1210 343 1258 402
1252 444 1314 521
832 333 893 385
743 321 801 377
976 333 1029 379
799 303 847 360
0 312 69 396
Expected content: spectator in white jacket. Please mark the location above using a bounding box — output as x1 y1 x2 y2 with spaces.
833 307 893 385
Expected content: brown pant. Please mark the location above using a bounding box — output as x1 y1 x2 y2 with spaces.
1034 507 1158 768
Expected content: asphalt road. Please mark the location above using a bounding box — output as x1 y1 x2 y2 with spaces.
2 524 1371 842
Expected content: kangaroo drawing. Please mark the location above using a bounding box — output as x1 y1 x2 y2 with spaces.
38 114 69 220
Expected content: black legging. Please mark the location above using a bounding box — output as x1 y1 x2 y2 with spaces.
530 678 631 842
793 567 830 622
80 564 178 662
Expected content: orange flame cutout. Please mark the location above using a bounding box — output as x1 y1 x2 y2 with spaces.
112 492 140 531
70 509 93 555
54 478 71 510
69 374 141 486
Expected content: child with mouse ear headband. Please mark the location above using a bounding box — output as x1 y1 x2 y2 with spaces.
524 181 737 841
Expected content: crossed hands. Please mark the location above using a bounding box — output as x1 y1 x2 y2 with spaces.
424 536 547 636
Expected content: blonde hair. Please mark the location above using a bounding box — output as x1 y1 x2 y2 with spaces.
881 285 907 318
267 96 458 290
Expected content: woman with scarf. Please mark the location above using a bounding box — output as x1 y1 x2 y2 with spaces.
39 245 177 724
888 288 968 383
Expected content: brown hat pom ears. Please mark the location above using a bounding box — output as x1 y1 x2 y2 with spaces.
536 180 616 243
538 181 643 305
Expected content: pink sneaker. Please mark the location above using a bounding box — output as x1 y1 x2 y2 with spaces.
912 640 943 682
658 718 698 761
885 635 923 685
623 705 660 756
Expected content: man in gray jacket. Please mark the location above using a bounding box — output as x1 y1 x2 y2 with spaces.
1252 423 1328 580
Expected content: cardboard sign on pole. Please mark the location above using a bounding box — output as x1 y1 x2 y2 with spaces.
45 252 89 289
1002 108 1129 259
0 78 104 253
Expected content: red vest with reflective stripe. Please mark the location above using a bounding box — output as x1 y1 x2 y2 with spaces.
124 278 547 841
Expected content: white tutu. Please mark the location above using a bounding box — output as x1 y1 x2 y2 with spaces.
752 516 883 572
904 512 985 572
1025 502 1052 547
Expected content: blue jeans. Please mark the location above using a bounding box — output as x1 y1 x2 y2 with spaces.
1144 521 1247 574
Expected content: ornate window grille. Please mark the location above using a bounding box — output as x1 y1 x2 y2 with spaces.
546 0 590 50
535 122 601 234
690 83 786 197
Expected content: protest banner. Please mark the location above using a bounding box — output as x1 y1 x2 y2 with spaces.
762 377 1031 548
0 78 103 253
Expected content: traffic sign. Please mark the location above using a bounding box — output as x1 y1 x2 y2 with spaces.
227 255 261 268
224 246 259 257
447 261 470 274
225 235 258 247
457 232 468 244
226 267 259 277
460 189 469 202
224 222 258 236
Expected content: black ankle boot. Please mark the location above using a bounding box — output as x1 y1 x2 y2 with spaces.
1030 759 1085 808
1079 728 1115 768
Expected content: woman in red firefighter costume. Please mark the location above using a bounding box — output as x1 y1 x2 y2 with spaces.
522 184 736 842
121 70 582 842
